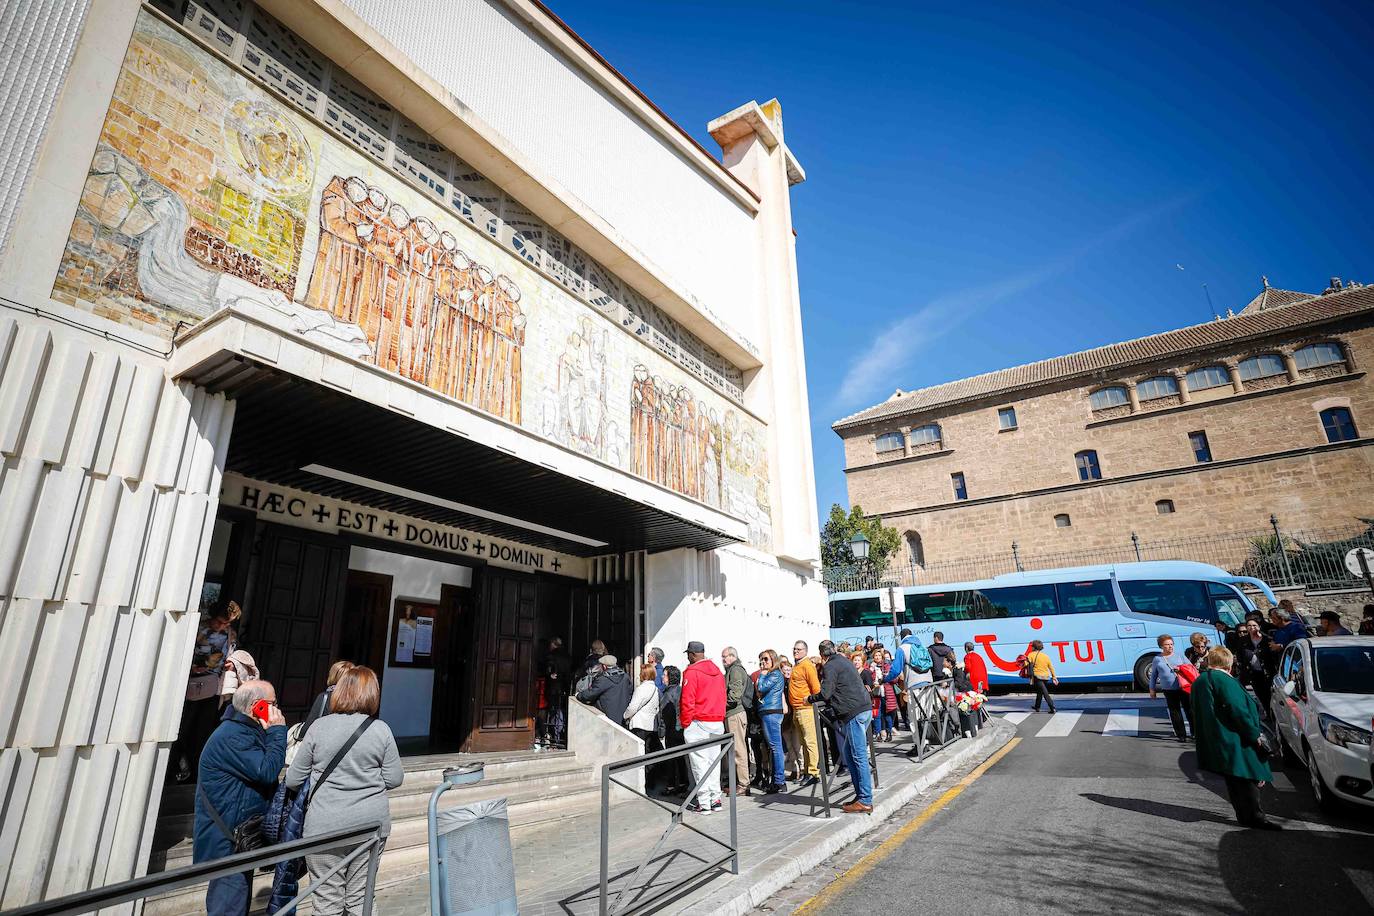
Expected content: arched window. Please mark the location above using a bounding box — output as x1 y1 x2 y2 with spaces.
1238 354 1287 381
875 431 905 453
1089 387 1129 410
909 423 942 446
1321 407 1358 443
1185 365 1230 392
1075 449 1102 481
1156 499 1176 514
1054 513 1072 528
1295 343 1346 370
905 531 925 567
1137 376 1179 400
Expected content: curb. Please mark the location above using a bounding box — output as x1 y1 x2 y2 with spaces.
685 718 1017 916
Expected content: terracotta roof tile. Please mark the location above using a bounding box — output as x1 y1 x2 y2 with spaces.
833 284 1374 431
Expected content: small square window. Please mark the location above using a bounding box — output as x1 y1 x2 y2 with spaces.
1054 513 1072 528
951 472 968 501
1156 499 1175 514
998 407 1018 430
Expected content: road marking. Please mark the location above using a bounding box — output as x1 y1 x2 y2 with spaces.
1102 709 1138 737
1033 710 1084 737
1002 711 1032 725
793 737 1021 915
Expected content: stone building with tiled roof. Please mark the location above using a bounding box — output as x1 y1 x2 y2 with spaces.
834 279 1374 576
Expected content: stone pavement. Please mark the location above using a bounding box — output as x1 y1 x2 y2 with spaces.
369 719 1014 916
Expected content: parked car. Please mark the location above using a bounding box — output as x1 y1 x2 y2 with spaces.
1270 636 1374 811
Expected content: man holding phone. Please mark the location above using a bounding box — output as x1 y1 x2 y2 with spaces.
194 680 287 916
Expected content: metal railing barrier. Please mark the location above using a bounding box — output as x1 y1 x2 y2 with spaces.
905 679 963 762
810 701 880 818
0 823 385 916
598 733 738 916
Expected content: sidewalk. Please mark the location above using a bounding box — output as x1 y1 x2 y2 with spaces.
374 718 1014 916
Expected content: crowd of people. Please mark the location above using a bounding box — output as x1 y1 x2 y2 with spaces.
563 629 991 816
1150 600 1369 830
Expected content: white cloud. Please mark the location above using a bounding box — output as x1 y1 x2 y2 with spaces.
830 196 1192 414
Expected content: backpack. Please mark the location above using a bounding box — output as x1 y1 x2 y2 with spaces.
904 641 932 675
1016 653 1034 680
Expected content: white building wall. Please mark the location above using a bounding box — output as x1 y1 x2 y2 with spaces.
0 312 231 907
0 0 94 260
645 545 829 672
336 0 761 343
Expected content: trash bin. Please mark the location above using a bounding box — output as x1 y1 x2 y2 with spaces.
428 765 518 916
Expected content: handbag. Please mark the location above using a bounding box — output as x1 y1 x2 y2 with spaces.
186 672 221 703
1175 663 1200 694
198 784 266 853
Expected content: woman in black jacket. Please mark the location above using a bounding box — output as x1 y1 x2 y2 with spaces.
659 666 687 795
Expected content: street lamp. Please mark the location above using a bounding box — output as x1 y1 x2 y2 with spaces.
849 531 870 562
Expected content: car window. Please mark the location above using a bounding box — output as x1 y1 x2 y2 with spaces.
1312 646 1374 695
1290 650 1307 700
1279 646 1298 681
1055 580 1117 614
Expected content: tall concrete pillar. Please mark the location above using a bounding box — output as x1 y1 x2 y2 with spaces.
708 100 818 570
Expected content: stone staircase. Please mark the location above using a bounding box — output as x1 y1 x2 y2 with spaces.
144 749 600 915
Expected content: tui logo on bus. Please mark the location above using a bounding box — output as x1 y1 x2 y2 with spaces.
974 618 1108 671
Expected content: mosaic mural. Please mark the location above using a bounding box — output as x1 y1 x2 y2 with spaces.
51 9 771 549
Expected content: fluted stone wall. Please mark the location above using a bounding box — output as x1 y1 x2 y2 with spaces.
0 312 230 907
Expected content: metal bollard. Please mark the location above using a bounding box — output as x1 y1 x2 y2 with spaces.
427 763 518 916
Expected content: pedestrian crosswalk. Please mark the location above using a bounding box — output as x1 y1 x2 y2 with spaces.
997 707 1171 739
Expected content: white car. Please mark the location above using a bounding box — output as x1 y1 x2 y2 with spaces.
1270 636 1374 811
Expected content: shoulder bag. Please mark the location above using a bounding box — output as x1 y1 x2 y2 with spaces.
198 784 267 853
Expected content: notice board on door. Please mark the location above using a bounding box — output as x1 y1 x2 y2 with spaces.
391 598 437 668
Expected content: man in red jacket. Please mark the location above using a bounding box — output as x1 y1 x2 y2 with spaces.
680 640 726 813
962 641 989 692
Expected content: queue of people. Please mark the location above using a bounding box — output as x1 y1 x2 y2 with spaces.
557 631 989 816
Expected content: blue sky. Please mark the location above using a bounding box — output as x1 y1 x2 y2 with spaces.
557 0 1374 523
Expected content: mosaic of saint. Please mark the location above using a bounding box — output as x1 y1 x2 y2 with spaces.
50 10 770 548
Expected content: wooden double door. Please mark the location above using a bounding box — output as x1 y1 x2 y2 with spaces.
243 521 590 753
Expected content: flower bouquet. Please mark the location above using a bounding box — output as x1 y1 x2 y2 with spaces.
955 691 987 714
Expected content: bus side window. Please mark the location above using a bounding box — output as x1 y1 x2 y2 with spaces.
1055 580 1116 614
1118 580 1214 624
980 584 1057 618
1206 583 1246 627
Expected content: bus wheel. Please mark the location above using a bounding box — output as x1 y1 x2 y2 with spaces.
1133 654 1157 692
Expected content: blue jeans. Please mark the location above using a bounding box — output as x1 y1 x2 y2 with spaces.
761 713 785 784
842 710 874 805
206 872 250 916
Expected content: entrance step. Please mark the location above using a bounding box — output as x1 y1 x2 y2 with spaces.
144 750 599 915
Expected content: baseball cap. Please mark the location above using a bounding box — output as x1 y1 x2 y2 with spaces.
685 641 705 654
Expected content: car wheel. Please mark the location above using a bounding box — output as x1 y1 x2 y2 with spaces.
1304 742 1339 813
1133 654 1156 692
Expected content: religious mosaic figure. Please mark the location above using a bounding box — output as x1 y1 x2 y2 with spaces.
303 176 525 423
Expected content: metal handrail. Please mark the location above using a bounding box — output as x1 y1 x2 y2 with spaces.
0 823 385 916
905 679 962 762
599 733 739 916
809 700 880 819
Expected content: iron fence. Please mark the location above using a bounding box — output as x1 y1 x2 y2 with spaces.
0 823 384 916
823 518 1374 594
598 733 738 916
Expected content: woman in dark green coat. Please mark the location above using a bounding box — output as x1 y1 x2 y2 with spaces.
1190 646 1281 830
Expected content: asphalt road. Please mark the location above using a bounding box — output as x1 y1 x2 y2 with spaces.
800 691 1374 916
